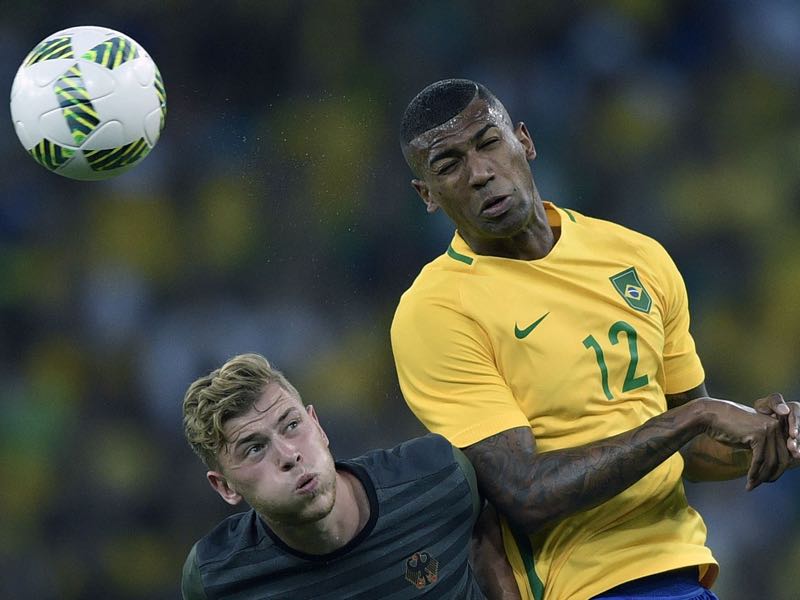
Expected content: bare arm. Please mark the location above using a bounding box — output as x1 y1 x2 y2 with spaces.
668 383 750 482
670 385 799 484
463 398 783 535
470 502 521 600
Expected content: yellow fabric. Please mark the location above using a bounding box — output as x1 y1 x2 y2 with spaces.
391 203 718 600
499 515 536 600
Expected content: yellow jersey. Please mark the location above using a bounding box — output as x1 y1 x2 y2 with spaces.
391 202 718 600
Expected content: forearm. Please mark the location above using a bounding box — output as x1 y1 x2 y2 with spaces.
470 503 521 600
464 401 706 535
680 435 751 481
669 384 751 481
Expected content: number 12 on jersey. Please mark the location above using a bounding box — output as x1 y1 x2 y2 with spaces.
583 321 649 400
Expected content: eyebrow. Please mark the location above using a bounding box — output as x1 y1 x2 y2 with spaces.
428 123 497 168
231 407 299 452
232 431 264 454
275 406 298 427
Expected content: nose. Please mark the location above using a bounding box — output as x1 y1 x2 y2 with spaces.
467 152 494 189
274 438 301 471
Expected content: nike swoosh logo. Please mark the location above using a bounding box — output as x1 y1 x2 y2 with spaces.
514 312 550 339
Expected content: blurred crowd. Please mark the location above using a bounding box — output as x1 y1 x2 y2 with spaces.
1 1 799 598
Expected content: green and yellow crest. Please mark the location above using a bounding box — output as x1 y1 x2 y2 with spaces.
610 267 651 313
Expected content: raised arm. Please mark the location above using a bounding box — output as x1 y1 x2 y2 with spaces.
463 397 786 535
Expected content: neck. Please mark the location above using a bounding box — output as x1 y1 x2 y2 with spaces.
267 469 370 556
465 198 559 260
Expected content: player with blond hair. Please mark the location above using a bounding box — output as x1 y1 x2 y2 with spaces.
181 352 520 599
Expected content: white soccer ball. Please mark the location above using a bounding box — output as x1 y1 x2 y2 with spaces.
9 26 166 180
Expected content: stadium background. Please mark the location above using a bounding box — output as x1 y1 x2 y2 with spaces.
1 1 799 598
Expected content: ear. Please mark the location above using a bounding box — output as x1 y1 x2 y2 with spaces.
207 470 243 506
515 122 537 161
411 179 439 214
306 404 329 447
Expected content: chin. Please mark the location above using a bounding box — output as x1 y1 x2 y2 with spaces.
301 482 337 522
482 212 529 238
297 498 336 524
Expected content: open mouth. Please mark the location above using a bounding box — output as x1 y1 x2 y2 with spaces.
480 195 511 217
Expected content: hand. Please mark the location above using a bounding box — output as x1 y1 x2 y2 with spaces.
698 397 792 490
754 392 800 459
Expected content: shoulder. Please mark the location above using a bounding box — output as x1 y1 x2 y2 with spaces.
190 509 266 571
565 207 676 268
391 252 476 345
346 435 482 525
346 434 463 488
181 542 206 600
394 243 473 312
570 208 665 251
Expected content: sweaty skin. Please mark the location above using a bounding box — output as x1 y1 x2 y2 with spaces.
462 396 789 535
208 384 369 556
403 96 797 537
406 98 555 260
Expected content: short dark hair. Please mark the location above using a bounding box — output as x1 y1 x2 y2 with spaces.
399 78 501 145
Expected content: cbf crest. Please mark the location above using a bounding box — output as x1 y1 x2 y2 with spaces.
610 267 652 313
404 551 439 589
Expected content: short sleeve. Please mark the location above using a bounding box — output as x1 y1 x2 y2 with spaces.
181 543 207 600
653 243 705 394
452 445 482 521
391 286 532 448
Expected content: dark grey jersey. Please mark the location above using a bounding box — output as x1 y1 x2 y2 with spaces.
181 434 486 599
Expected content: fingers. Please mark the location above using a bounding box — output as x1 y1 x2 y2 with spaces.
783 402 800 460
752 393 799 463
746 438 766 491
788 402 800 439
788 402 800 460
748 419 793 490
752 424 778 489
788 436 800 460
766 422 792 483
754 392 789 417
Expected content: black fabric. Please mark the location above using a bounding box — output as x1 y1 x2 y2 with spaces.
182 434 485 600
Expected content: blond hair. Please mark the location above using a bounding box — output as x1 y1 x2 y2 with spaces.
182 353 301 469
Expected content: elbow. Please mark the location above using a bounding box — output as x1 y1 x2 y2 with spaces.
485 474 567 536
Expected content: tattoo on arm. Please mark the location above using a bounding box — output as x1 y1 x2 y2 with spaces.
463 406 704 535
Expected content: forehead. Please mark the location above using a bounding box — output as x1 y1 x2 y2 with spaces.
409 97 509 157
223 382 301 441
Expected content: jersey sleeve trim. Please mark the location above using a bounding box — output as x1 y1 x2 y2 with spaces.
452 445 481 521
181 543 208 600
449 415 533 448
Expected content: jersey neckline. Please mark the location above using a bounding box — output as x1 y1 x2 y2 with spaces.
255 461 379 562
449 200 568 266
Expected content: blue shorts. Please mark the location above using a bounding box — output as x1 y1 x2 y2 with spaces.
593 568 719 600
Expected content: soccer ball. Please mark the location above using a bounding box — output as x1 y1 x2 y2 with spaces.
9 26 166 180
